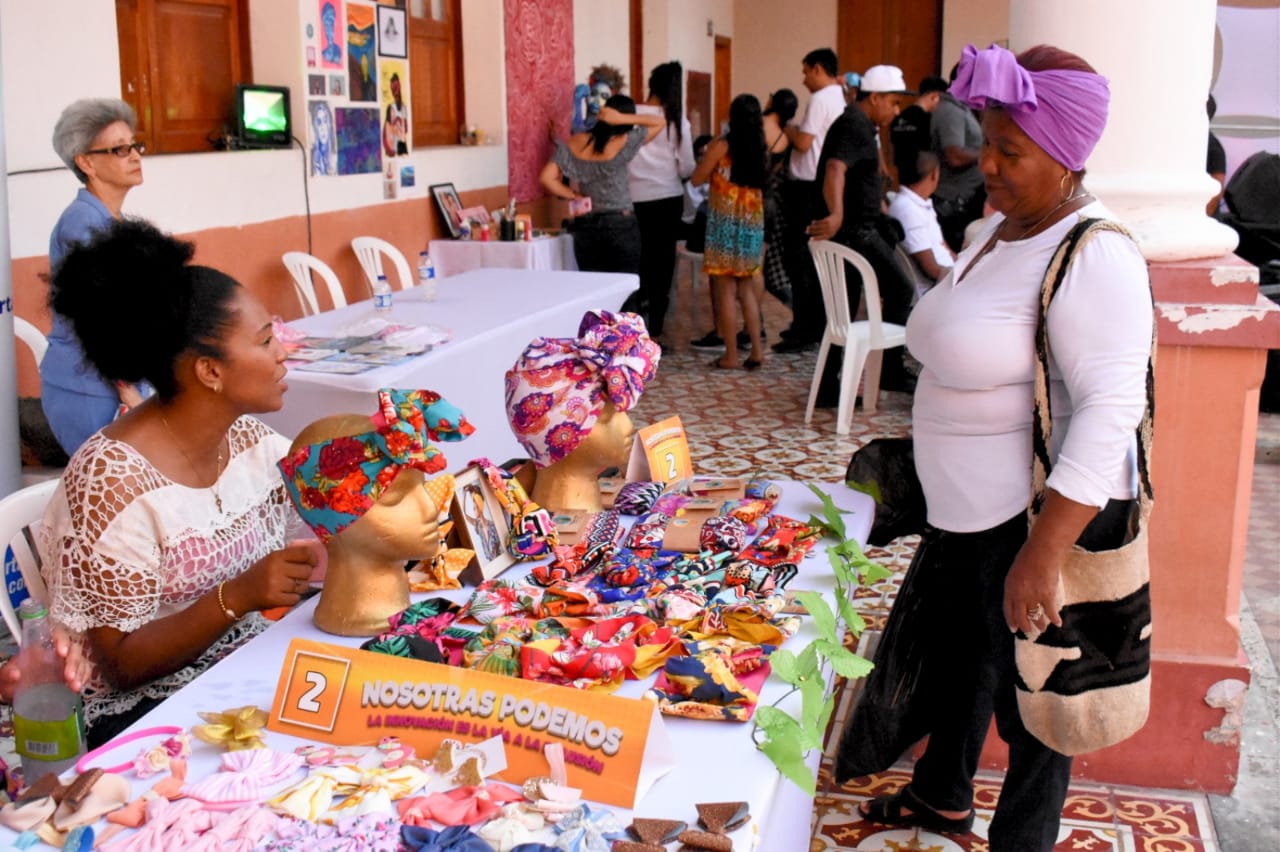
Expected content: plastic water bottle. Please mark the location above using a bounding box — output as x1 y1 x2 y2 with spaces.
12 599 85 782
418 251 438 301
373 273 393 314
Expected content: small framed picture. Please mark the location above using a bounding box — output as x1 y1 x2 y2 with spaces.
430 182 465 239
377 5 407 58
451 466 516 584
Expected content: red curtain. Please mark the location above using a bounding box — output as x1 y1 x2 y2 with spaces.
504 0 575 201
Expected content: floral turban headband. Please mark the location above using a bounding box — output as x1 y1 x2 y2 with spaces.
949 43 1110 172
504 310 660 467
279 389 475 541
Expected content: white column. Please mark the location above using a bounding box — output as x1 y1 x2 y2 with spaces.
1009 0 1238 262
0 12 22 497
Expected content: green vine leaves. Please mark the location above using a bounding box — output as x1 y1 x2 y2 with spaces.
752 484 891 794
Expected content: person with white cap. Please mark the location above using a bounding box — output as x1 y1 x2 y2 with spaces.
805 64 918 395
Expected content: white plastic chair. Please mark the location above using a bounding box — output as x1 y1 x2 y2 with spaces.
13 316 48 365
352 236 415 292
0 479 58 644
804 240 908 433
673 240 705 329
282 252 348 316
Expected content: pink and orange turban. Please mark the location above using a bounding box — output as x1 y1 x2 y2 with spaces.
278 389 474 541
950 43 1109 172
504 310 660 467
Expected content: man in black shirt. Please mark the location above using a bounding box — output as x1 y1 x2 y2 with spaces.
891 76 947 184
806 65 917 392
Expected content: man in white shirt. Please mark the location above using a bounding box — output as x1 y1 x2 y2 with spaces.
774 48 847 352
888 150 955 285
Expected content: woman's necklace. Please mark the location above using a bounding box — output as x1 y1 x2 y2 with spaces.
955 191 1092 285
1002 190 1091 241
160 414 227 513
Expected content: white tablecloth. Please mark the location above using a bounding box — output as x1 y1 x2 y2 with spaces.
430 234 577 278
259 268 636 464
6 483 873 849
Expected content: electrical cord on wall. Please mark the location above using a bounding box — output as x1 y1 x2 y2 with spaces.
292 134 313 256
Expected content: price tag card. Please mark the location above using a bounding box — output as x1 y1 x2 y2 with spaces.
270 638 674 808
626 415 693 484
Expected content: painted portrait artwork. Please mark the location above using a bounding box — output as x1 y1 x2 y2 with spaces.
317 0 343 70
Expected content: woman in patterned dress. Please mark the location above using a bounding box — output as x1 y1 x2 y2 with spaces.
690 94 769 370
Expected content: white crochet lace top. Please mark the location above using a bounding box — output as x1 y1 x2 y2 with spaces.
39 416 296 727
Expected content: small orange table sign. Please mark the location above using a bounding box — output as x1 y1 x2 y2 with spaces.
626 415 693 484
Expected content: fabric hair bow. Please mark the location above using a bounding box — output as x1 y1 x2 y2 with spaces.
949 43 1110 172
279 388 474 541
504 310 660 467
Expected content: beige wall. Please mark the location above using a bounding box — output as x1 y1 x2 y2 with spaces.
731 0 837 117
941 0 1010 74
574 0 632 93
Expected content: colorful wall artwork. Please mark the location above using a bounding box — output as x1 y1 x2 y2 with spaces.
503 0 575 200
309 100 338 176
378 58 410 157
336 107 382 175
347 2 378 102
318 0 344 70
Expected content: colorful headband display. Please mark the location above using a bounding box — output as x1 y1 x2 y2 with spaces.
504 310 660 467
949 43 1109 172
279 389 474 541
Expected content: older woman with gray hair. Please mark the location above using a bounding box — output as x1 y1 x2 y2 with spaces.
42 98 147 456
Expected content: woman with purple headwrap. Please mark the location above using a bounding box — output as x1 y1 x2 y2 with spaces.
845 45 1153 848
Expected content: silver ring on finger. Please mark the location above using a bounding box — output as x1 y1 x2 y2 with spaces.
1026 603 1045 621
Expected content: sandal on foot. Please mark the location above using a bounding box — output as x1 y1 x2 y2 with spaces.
743 358 762 371
860 786 974 834
710 356 739 370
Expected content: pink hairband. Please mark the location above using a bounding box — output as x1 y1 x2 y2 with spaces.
76 725 185 775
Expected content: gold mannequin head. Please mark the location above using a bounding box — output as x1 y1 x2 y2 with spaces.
288 413 445 636
530 401 635 512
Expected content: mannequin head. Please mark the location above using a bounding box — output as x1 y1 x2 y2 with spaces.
504 310 659 468
279 389 472 635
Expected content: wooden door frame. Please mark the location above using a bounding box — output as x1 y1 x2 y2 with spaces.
630 0 643 98
714 35 732 136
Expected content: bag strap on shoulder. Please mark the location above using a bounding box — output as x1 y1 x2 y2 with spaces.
1030 218 1155 515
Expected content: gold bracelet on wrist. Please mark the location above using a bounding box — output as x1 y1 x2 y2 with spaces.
217 582 241 623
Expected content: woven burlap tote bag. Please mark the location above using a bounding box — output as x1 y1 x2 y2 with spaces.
1014 218 1155 756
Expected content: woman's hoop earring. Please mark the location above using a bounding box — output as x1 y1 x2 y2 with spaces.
1060 171 1075 201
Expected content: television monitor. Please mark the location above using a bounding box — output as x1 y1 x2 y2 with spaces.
236 84 292 148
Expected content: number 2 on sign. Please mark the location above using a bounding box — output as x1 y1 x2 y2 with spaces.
275 649 351 733
299 671 327 712
665 452 678 479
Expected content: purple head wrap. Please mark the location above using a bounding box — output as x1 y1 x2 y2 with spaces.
949 43 1110 172
504 310 661 467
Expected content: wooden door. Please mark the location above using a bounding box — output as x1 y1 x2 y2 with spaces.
837 0 942 94
714 36 732 136
409 0 463 146
118 0 251 153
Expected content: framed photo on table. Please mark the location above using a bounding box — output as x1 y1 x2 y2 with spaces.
430 182 465 239
451 465 515 583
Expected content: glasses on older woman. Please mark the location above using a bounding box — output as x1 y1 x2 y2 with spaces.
84 142 146 158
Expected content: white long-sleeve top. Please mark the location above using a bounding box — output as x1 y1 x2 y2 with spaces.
905 201 1153 533
627 104 695 202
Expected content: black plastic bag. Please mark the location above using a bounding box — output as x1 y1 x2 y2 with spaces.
845 437 926 547
834 530 947 780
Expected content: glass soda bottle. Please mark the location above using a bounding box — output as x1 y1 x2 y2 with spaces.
12 599 85 781
373 273 393 314
418 250 438 302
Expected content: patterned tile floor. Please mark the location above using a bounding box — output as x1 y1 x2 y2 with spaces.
636 274 1280 852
